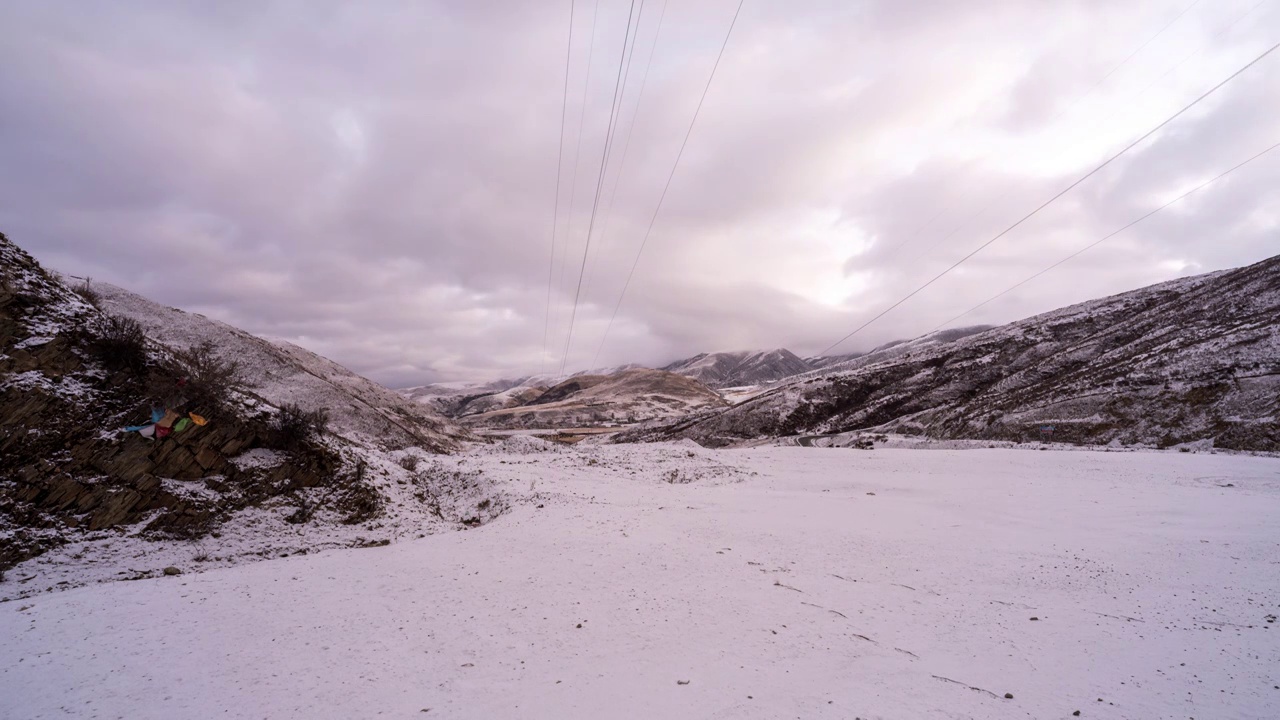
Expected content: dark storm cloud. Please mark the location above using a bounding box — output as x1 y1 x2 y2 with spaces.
1 0 1277 384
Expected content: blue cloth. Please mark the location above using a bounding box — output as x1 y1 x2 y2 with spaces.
150 407 165 424
124 424 151 432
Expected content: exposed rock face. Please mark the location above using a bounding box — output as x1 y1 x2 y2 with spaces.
0 233 423 571
626 256 1280 450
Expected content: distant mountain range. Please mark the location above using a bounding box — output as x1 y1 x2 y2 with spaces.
624 254 1280 451
661 348 812 388
400 332 1006 429
457 368 727 430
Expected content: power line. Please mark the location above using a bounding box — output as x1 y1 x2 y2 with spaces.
579 0 669 304
1056 0 1203 121
819 40 1280 356
555 0 602 364
560 0 641 374
877 0 1203 262
1088 0 1270 133
904 1 1268 268
592 0 747 367
542 0 577 374
931 139 1280 332
875 0 1203 263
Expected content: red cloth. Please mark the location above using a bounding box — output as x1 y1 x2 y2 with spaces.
155 425 173 439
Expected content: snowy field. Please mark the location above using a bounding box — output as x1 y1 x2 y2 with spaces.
3 444 1279 719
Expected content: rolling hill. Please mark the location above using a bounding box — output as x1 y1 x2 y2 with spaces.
460 368 727 429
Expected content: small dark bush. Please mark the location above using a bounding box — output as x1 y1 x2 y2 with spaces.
71 277 101 307
284 495 314 525
397 454 421 471
169 340 247 413
89 315 149 374
271 402 331 451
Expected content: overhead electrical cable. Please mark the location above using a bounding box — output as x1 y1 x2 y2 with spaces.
878 0 1205 263
554 0 602 363
818 40 1280 356
1084 0 1271 137
930 139 1280 332
592 0 747 367
560 0 642 374
903 3 1274 268
579 0 670 301
542 0 577 374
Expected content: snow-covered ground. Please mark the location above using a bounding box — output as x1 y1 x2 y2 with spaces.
3 445 1278 719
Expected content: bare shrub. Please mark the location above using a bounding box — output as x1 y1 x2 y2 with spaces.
397 454 421 472
170 340 247 413
88 315 149 374
663 468 695 484
71 277 101 308
271 402 331 451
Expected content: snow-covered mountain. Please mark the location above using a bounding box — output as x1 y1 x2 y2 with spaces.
626 255 1280 451
460 368 727 429
94 282 472 451
804 326 992 373
1 232 491 574
662 348 813 389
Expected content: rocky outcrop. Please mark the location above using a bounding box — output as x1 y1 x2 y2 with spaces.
0 233 374 571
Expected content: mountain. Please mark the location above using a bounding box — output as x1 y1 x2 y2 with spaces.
662 348 813 388
623 256 1280 451
804 326 992 373
460 368 727 429
1 232 494 575
92 281 472 451
400 364 649 419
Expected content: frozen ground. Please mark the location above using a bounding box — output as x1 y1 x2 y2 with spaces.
3 444 1279 719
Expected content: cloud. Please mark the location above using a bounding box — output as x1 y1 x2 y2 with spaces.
1 0 1277 385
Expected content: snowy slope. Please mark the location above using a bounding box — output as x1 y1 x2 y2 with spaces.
663 348 813 388
3 444 1278 719
806 325 993 373
93 282 472 451
401 365 649 418
463 368 727 429
2 233 491 580
635 256 1280 450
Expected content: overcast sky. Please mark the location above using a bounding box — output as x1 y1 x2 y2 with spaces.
2 1 1277 386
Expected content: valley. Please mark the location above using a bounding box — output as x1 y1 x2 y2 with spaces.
4 443 1277 719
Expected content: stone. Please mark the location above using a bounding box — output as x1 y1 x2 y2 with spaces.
163 567 181 576
194 446 222 471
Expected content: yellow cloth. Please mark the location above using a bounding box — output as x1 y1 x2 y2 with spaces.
188 413 208 426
